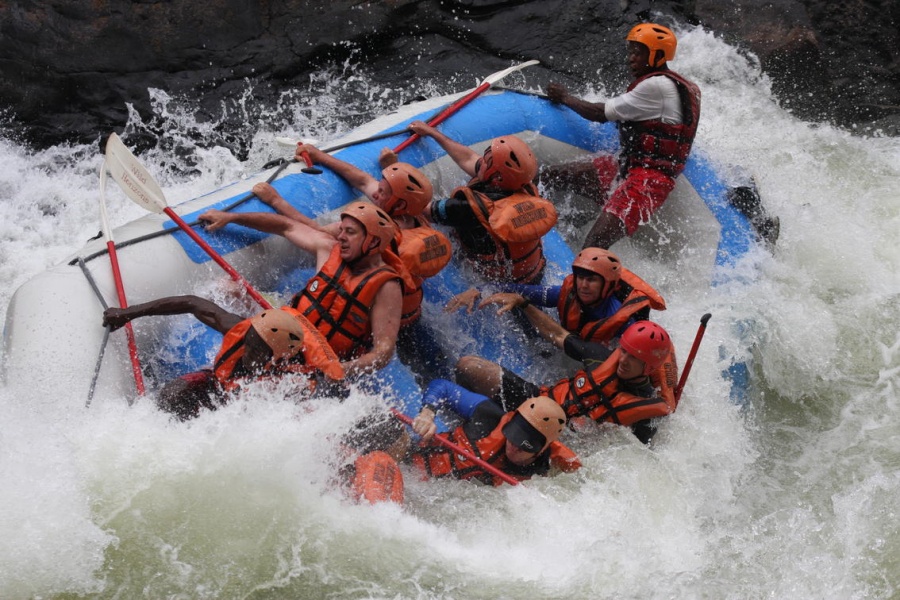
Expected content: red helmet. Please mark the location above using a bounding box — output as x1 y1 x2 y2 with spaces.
572 247 622 301
626 23 677 67
340 202 399 256
481 135 538 190
619 321 671 374
381 163 433 217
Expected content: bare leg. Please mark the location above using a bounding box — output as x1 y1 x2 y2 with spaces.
582 210 627 250
455 355 503 398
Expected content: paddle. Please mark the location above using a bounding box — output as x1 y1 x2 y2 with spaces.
97 165 146 397
104 133 273 310
391 408 520 486
274 60 541 156
393 59 540 153
674 313 712 403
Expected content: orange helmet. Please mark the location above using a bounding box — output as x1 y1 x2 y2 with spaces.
572 247 622 301
381 163 433 217
619 321 672 375
481 135 538 190
626 23 677 67
340 202 399 256
502 396 567 454
249 309 305 363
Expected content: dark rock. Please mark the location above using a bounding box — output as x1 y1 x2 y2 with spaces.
0 0 897 151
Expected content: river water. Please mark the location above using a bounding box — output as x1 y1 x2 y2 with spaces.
1 25 899 599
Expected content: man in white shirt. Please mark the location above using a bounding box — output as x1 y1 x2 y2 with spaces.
545 23 701 249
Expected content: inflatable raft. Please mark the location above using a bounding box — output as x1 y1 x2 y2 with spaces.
1 87 766 408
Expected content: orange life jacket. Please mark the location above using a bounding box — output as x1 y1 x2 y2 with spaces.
453 182 557 284
410 413 580 486
541 348 679 426
212 306 344 392
556 268 667 344
397 219 453 326
290 245 400 360
619 70 701 177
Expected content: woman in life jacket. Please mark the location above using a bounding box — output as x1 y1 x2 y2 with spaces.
544 23 701 250
102 298 343 420
454 320 678 444
405 122 558 285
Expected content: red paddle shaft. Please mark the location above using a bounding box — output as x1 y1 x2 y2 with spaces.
674 313 712 403
393 81 493 154
106 241 145 395
163 207 272 310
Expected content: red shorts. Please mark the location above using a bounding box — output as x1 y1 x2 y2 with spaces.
591 156 677 235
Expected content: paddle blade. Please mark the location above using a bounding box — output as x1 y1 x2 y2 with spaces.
104 132 168 214
482 59 540 85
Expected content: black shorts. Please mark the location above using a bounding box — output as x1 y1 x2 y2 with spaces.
495 367 542 412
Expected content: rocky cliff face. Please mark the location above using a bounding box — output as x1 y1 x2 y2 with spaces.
1 0 897 150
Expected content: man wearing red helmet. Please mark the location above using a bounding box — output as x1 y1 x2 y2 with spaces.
454 320 679 444
200 201 410 378
103 298 344 420
406 120 558 285
545 23 701 249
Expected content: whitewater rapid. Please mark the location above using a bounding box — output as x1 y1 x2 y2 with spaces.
1 26 899 599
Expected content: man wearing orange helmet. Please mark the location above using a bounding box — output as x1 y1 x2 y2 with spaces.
455 320 679 444
200 201 410 378
546 22 701 249
406 120 558 285
252 144 456 383
103 298 344 420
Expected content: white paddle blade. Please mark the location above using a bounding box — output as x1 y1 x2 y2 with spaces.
482 59 540 85
104 132 168 214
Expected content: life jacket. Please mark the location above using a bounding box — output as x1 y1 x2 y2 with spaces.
397 219 453 326
556 268 667 344
541 348 678 426
619 70 701 177
453 182 557 284
290 245 401 360
410 413 580 486
212 306 344 392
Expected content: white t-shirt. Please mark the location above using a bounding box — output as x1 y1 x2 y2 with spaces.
604 75 683 124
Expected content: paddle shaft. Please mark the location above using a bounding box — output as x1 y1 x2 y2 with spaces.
391 408 519 486
106 241 146 395
393 81 492 153
674 313 712 403
163 207 273 310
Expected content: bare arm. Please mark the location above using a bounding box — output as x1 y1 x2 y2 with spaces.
408 120 480 177
479 292 571 349
251 182 321 227
199 209 336 267
546 82 608 123
341 280 402 378
297 143 380 199
102 295 242 335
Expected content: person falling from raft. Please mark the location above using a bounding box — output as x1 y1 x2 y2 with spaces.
102 300 344 420
346 390 580 503
544 22 701 249
248 143 455 384
454 320 679 444
199 201 411 379
406 121 558 285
